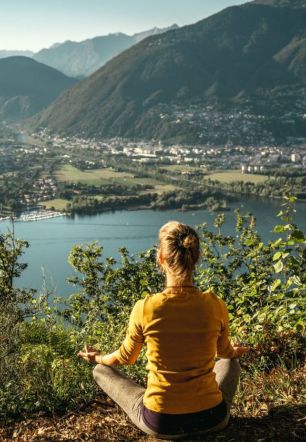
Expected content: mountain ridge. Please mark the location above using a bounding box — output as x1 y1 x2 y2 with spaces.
252 0 306 7
33 25 179 78
0 56 77 121
0 50 34 59
32 1 306 143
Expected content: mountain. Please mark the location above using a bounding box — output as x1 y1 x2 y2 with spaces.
33 0 306 143
252 0 306 7
33 25 179 78
0 50 34 59
132 26 179 43
0 57 78 121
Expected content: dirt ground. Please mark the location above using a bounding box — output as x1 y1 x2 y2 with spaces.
0 394 305 442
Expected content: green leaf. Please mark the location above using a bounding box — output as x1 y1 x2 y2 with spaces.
271 238 283 248
286 240 295 246
274 225 285 233
244 239 255 246
270 279 281 292
273 252 282 261
290 275 302 287
286 196 297 203
274 260 284 273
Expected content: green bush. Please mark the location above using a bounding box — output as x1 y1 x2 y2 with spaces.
197 198 305 338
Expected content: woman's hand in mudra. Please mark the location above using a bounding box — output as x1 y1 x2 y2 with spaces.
233 345 250 358
77 345 102 364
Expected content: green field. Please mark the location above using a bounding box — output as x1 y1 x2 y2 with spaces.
39 199 69 210
206 170 269 184
162 165 205 174
55 165 178 193
142 183 177 194
55 165 134 186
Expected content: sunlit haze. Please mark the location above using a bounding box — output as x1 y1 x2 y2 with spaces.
1 0 247 51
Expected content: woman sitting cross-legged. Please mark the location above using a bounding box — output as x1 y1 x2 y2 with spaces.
78 221 249 439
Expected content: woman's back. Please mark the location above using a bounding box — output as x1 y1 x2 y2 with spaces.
116 287 236 414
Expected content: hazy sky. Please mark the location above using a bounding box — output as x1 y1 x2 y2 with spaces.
1 0 247 52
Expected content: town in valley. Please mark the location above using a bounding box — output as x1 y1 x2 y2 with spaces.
1 122 306 218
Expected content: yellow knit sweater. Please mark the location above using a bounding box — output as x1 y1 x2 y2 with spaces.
115 288 236 414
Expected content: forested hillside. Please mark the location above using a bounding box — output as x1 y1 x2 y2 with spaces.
0 57 77 121
33 0 306 142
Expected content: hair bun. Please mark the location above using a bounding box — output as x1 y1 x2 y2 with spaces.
158 221 200 275
182 234 197 250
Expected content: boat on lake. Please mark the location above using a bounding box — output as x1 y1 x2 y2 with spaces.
0 216 12 222
17 211 65 222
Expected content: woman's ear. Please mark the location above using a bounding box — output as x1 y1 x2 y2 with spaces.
157 249 165 267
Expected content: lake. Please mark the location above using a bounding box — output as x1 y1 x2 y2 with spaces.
1 198 306 296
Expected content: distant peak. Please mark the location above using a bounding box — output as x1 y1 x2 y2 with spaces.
0 49 34 58
0 55 34 62
50 42 62 49
133 23 179 41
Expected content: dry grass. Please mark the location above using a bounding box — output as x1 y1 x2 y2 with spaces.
234 364 306 418
39 199 69 210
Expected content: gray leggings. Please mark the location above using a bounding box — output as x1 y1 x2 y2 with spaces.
93 359 240 439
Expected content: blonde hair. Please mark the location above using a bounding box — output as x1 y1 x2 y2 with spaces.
157 221 200 280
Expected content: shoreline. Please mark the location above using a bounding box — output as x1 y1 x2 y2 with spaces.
1 194 306 223
48 193 306 217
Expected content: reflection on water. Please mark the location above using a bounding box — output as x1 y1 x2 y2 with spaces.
1 198 305 296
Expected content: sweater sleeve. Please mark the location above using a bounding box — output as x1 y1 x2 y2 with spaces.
114 300 144 365
217 299 236 359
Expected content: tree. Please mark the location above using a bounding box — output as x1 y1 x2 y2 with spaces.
0 225 33 306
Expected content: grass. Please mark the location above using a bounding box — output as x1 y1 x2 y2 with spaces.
206 170 269 183
39 199 69 210
234 364 305 417
144 184 177 194
55 165 134 186
54 165 179 194
162 165 206 174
